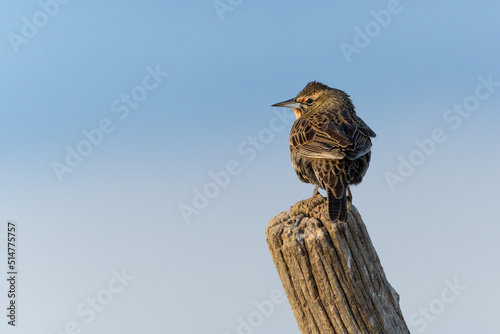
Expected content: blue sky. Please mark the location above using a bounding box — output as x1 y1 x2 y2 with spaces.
1 1 499 333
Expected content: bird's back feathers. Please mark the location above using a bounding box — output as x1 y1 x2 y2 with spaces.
287 83 375 222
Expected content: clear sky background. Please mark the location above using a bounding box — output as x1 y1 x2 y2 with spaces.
1 1 499 333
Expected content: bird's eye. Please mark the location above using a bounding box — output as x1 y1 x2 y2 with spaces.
306 98 314 105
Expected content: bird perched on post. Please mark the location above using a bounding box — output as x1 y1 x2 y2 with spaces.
272 81 376 222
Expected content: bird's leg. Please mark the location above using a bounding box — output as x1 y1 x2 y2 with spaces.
346 185 353 202
312 185 320 198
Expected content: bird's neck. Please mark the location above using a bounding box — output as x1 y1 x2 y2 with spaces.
292 108 302 119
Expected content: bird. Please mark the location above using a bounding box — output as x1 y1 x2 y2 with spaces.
272 81 376 222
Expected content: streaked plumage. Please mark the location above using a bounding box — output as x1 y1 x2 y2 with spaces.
272 81 376 222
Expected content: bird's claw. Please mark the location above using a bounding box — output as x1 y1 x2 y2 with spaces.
346 186 353 202
312 185 320 198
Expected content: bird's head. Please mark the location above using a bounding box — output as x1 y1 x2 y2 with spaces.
271 81 334 119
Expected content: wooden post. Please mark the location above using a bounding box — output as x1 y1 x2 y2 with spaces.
266 195 410 334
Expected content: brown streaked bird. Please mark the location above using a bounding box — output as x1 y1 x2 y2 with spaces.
272 81 376 222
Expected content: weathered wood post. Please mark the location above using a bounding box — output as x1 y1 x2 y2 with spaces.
266 194 410 333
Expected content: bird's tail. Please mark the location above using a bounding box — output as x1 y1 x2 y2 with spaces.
327 188 347 222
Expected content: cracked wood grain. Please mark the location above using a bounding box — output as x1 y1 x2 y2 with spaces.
266 195 409 334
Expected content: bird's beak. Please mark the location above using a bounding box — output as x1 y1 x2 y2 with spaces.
271 98 301 108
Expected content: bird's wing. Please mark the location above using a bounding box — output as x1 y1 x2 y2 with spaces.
340 123 372 160
340 114 376 159
290 114 375 161
354 117 377 138
289 117 350 160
